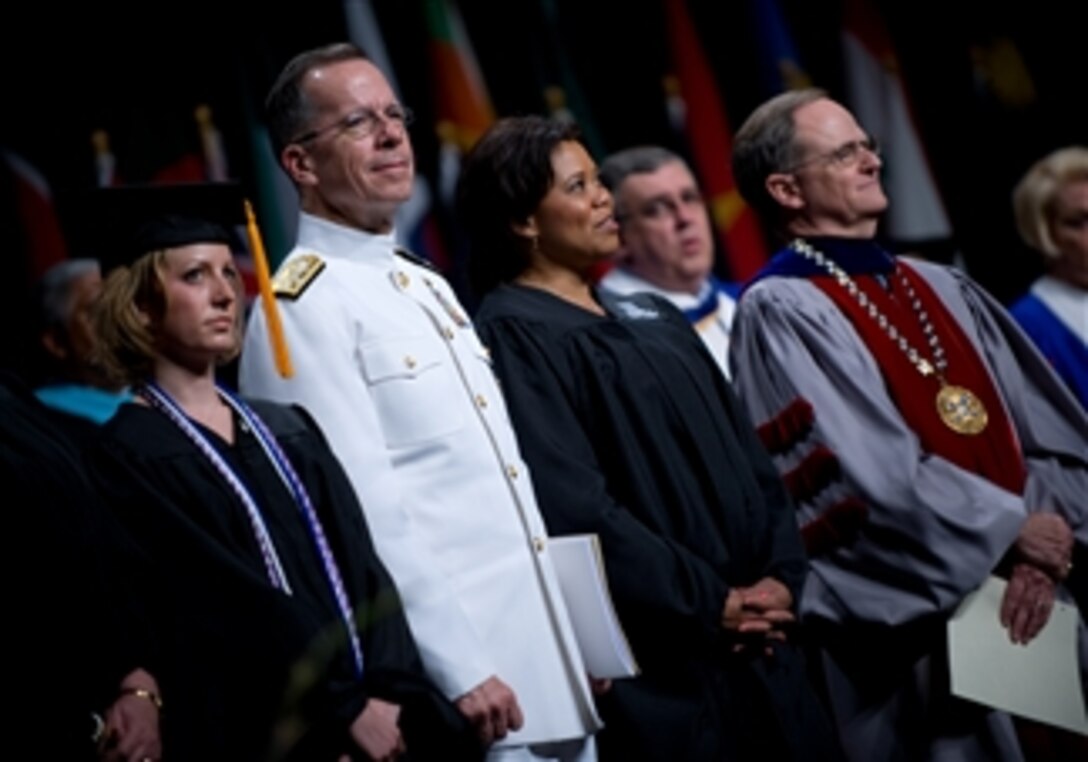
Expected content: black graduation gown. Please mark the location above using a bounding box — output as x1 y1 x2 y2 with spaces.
91 398 478 761
475 285 840 761
0 373 157 760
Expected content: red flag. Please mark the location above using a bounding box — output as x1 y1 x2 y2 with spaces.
149 105 226 185
664 0 768 281
3 150 68 279
150 152 206 184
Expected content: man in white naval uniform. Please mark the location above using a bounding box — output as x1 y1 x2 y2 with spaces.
239 43 601 761
598 146 739 378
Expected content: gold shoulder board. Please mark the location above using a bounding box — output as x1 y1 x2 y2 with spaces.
394 247 438 273
272 253 325 300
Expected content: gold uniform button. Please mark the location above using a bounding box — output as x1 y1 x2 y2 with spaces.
395 271 410 289
474 394 488 409
532 537 545 553
404 355 417 370
506 464 519 479
442 326 455 340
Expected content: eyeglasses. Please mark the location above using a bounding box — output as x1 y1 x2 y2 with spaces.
292 104 415 145
787 135 881 172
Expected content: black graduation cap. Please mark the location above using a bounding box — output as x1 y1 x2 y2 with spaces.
67 181 295 379
75 182 247 273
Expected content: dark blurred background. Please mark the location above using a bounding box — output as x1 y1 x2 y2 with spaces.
1 0 1083 375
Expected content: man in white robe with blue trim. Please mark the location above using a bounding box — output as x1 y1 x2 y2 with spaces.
598 146 739 379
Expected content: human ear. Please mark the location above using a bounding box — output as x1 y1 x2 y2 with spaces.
134 302 153 329
765 173 805 210
511 215 540 242
40 329 69 361
282 145 317 187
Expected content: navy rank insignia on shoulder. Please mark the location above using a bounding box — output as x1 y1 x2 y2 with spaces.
272 253 325 300
394 247 438 273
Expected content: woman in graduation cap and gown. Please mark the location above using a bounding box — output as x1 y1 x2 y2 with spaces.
86 183 478 761
456 116 841 761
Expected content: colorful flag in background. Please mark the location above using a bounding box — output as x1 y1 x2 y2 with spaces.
91 106 229 187
424 0 495 158
91 130 120 188
970 36 1036 110
841 0 951 244
343 0 452 271
150 148 207 185
194 106 260 299
3 149 68 279
343 0 397 84
148 106 222 185
244 114 297 271
421 0 498 276
747 0 811 95
663 0 768 282
533 0 606 158
196 104 230 182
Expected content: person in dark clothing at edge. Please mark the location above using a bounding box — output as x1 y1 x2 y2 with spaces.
1 370 162 761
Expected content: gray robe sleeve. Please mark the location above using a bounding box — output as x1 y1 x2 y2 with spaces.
728 275 1030 626
933 263 1088 544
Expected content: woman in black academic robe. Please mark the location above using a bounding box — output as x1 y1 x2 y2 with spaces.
1 372 162 762
86 184 478 762
456 116 842 761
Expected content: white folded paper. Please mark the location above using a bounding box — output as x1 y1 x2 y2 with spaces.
948 575 1087 735
548 534 639 680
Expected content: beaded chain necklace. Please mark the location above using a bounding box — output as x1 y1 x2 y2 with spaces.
790 239 989 435
138 381 365 677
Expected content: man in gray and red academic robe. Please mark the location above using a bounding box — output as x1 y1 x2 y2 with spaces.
728 88 1088 761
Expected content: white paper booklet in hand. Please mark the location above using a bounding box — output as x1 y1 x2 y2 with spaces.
948 575 1088 735
548 533 639 680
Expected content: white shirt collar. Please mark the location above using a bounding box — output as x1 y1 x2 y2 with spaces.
1031 275 1088 343
599 267 711 309
296 212 399 264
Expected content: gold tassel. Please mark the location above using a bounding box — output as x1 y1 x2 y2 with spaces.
244 200 293 378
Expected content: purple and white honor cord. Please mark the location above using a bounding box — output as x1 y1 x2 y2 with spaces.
138 382 364 678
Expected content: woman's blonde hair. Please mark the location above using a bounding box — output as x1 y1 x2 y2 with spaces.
1012 146 1088 259
92 248 243 386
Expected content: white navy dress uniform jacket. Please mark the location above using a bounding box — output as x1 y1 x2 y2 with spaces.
239 213 601 750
